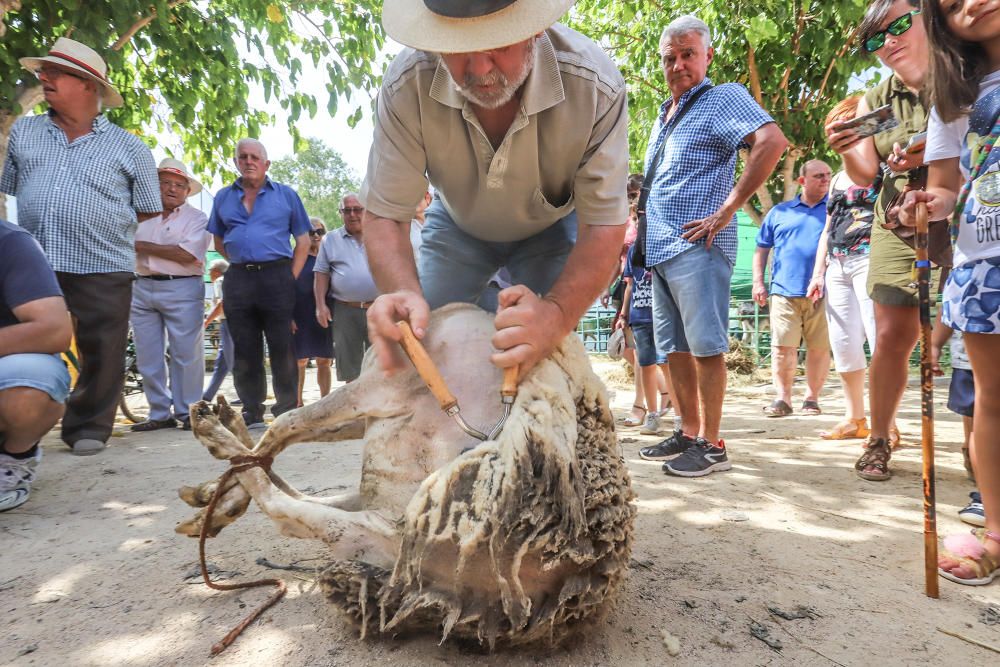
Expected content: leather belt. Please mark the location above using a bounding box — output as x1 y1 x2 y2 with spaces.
232 258 291 271
137 274 200 281
334 299 373 309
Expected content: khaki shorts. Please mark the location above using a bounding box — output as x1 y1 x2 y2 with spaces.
866 222 941 307
770 294 830 350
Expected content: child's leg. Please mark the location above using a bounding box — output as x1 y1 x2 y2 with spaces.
963 417 975 482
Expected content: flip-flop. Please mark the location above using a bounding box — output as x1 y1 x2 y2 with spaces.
763 399 792 417
800 400 822 416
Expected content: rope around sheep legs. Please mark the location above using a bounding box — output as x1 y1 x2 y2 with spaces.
198 455 287 657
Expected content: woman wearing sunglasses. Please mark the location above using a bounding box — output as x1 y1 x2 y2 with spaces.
291 218 334 407
825 0 931 481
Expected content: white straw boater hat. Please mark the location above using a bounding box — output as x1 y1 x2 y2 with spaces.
157 158 203 196
382 0 575 53
19 37 124 108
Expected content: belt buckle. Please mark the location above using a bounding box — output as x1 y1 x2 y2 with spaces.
246 263 263 271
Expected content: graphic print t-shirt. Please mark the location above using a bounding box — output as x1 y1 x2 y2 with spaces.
926 69 1000 266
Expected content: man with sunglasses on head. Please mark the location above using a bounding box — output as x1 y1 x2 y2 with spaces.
313 194 378 382
1 38 161 456
361 0 628 377
207 138 312 428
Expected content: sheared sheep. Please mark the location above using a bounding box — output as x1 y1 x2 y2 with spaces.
178 303 635 649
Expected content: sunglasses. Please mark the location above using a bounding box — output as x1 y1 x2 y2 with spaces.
35 66 87 81
863 10 920 53
308 228 326 237
340 206 364 215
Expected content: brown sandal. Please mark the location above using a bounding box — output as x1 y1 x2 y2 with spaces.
855 438 892 481
821 418 869 440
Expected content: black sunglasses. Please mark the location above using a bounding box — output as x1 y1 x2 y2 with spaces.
340 206 364 215
863 10 920 53
308 228 326 237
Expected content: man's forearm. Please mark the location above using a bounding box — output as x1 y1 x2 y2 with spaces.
135 241 197 265
364 215 420 294
546 223 626 335
0 321 69 356
290 234 310 278
752 247 769 286
213 235 228 260
314 272 331 306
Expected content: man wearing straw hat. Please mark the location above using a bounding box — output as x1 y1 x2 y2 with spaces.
362 0 629 375
1 37 162 456
130 158 211 432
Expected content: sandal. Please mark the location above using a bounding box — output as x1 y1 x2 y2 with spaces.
938 529 1000 586
800 400 822 416
622 405 647 427
763 399 793 417
888 424 902 450
855 438 892 481
660 392 673 415
820 418 869 440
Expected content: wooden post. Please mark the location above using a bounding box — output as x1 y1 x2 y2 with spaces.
915 202 939 599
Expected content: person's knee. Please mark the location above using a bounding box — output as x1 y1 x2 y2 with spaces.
315 358 332 367
0 386 65 429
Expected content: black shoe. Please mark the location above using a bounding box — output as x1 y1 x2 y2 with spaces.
130 418 177 432
639 429 696 461
663 438 732 477
178 417 192 431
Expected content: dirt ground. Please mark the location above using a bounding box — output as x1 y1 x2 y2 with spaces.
3 359 999 667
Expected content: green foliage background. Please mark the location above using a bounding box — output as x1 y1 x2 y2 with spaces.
269 137 360 228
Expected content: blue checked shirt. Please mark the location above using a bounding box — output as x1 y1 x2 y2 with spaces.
643 78 774 266
1 112 162 274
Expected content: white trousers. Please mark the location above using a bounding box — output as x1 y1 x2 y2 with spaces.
824 253 876 373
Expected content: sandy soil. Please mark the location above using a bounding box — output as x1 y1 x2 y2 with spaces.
3 361 999 667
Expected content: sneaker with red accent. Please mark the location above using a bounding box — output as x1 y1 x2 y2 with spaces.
663 438 731 477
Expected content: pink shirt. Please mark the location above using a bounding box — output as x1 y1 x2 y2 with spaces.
135 203 211 276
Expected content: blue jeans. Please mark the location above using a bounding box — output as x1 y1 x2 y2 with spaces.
651 244 733 357
203 320 234 401
0 353 71 402
418 200 577 310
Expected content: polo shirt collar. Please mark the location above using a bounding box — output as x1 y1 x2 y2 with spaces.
428 32 564 115
792 194 828 209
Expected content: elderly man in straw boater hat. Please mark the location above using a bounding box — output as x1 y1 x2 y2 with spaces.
362 0 628 376
130 158 211 432
1 37 162 456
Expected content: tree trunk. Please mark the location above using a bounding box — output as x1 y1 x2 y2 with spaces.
781 151 800 202
741 202 762 226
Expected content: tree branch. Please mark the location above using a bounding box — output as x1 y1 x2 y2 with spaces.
625 72 667 98
773 3 805 111
112 0 189 51
747 44 763 107
0 0 21 37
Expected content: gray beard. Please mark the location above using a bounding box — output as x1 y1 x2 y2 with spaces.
443 46 535 110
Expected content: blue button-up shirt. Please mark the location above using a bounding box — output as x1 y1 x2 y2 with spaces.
756 194 828 298
207 177 312 263
0 113 162 274
643 78 774 266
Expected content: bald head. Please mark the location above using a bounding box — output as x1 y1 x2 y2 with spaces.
798 159 832 205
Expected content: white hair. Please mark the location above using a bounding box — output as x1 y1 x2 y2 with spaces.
208 258 230 273
660 15 712 52
235 137 268 160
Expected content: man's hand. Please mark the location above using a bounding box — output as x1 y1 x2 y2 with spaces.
315 301 332 329
291 320 298 335
806 274 825 304
366 290 430 375
681 207 735 248
491 285 568 374
752 281 769 307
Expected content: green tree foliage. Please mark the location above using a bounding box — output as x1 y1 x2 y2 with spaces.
569 1 873 219
269 137 360 228
0 0 384 196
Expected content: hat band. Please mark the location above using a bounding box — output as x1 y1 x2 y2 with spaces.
160 167 188 178
48 50 108 83
423 0 517 19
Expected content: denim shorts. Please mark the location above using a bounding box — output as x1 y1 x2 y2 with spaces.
417 199 577 310
630 322 665 367
0 352 71 402
651 244 734 357
947 368 975 418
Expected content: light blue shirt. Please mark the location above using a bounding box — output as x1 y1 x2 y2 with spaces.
313 227 379 302
1 112 162 274
643 78 774 266
207 177 312 263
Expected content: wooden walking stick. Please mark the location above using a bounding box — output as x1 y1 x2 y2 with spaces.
915 201 939 599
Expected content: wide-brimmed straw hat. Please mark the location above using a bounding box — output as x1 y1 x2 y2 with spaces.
19 37 124 108
157 158 202 196
383 0 575 53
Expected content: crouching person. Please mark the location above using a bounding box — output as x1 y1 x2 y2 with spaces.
0 219 72 511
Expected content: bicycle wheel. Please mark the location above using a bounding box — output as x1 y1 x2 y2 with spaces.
119 328 149 423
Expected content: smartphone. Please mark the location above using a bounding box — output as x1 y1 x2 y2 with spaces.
835 104 899 138
905 131 927 154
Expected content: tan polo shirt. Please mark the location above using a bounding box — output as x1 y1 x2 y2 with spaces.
360 23 628 243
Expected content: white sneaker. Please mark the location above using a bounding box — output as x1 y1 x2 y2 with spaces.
639 412 661 435
0 446 42 512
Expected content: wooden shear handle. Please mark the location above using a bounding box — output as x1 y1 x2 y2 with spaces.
396 321 457 411
501 365 519 399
